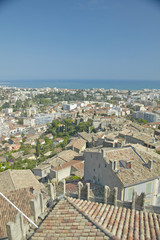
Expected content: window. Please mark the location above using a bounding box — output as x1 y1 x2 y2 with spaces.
157 180 160 194
156 196 160 205
145 199 151 205
146 182 152 195
127 187 134 201
114 161 117 170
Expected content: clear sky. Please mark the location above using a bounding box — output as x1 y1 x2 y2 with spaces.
0 0 160 81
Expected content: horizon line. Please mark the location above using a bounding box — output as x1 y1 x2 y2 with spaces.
0 79 160 82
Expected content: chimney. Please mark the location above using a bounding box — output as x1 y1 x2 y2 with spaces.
126 161 131 169
112 161 117 171
102 149 106 158
148 160 153 170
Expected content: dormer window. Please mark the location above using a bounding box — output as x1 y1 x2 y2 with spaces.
119 160 131 169
114 161 117 170
148 160 153 170
111 160 117 171
126 161 131 169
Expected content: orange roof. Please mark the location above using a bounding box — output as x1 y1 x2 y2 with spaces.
0 188 33 238
51 160 83 171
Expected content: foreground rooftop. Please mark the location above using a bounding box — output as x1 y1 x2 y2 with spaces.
31 197 160 240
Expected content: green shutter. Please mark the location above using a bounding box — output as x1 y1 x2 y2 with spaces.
146 182 152 195
145 199 151 205
128 188 133 201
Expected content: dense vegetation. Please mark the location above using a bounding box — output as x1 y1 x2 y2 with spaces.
47 118 93 138
126 116 147 125
0 118 93 172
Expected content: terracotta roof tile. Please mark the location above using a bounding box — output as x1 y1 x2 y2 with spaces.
51 160 83 171
67 138 86 151
0 188 33 238
31 198 111 240
68 197 160 240
102 147 160 186
57 150 78 162
0 169 44 195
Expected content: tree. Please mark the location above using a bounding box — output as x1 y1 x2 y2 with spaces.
23 147 30 155
76 119 92 133
158 125 160 130
137 119 147 125
36 140 40 157
21 133 26 144
58 138 68 150
2 102 10 109
18 118 23 124
11 159 36 170
62 119 73 132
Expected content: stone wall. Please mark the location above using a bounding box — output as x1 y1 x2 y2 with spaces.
77 182 147 211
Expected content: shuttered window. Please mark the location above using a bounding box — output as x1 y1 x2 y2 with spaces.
145 199 151 205
146 182 152 195
127 187 133 201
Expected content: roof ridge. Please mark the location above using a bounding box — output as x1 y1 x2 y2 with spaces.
3 186 33 196
65 196 120 240
7 169 16 190
130 145 146 164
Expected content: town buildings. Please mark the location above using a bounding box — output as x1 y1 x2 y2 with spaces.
84 145 160 206
0 85 160 239
132 111 159 122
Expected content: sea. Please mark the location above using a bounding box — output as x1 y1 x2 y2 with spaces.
0 79 159 90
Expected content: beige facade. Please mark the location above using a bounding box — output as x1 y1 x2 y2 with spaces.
84 147 160 206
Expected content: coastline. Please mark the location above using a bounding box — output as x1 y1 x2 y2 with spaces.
0 79 159 90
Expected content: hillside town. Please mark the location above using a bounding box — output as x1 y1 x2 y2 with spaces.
0 86 160 240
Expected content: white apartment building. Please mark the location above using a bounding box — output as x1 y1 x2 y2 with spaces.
62 103 77 111
23 118 36 127
0 117 9 137
35 113 54 125
132 111 158 122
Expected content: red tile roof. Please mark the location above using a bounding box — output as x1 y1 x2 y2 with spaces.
51 159 83 171
0 169 45 195
68 197 160 240
31 198 111 240
67 138 86 150
31 197 160 240
66 182 78 193
0 188 33 238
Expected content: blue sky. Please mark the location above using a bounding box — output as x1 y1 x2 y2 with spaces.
0 0 160 81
